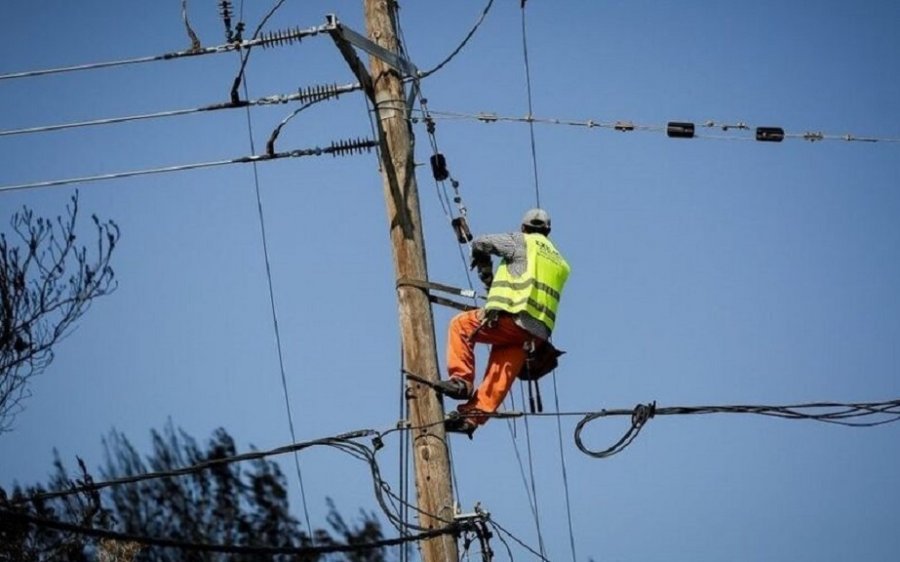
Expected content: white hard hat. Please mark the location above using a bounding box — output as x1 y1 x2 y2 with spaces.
521 208 551 230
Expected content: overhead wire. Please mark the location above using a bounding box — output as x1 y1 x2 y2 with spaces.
514 3 555 558
0 82 362 138
0 23 331 82
0 139 377 193
488 518 551 562
235 0 314 542
19 397 897 505
519 1 541 208
393 6 476 533
394 11 479 299
417 0 496 80
229 0 291 103
11 429 379 505
551 372 578 562
458 398 900 459
503 417 541 543
10 418 451 537
0 506 462 556
413 109 900 144
517 385 547 561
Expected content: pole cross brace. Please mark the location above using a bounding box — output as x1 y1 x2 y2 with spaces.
325 13 419 77
324 14 419 109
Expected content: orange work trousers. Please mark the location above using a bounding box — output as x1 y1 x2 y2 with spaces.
446 309 534 425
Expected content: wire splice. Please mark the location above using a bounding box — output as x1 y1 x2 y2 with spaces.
756 126 785 142
667 121 695 139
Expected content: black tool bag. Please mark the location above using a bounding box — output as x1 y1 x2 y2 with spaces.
519 341 565 381
518 341 565 413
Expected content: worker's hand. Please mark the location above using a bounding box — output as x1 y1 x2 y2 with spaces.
477 264 494 289
469 250 491 271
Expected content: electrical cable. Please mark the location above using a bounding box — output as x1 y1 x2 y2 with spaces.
265 97 333 155
418 0 496 79
0 82 362 138
229 0 291 104
550 371 578 562
413 109 900 144
0 23 330 82
0 139 377 193
488 518 551 562
13 429 378 505
11 417 450 539
566 398 900 458
519 2 541 208
237 47 315 542
398 358 411 562
503 413 541 538
0 506 461 556
393 11 479 298
517 385 547 560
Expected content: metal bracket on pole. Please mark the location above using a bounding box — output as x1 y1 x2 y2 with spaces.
324 13 419 109
325 13 419 77
454 502 490 525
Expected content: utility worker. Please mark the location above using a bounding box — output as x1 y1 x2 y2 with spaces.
438 208 570 437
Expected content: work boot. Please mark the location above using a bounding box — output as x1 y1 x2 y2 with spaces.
444 416 477 439
433 377 470 400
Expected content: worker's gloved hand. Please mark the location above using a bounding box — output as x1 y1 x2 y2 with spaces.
469 251 491 271
470 250 493 289
477 264 494 289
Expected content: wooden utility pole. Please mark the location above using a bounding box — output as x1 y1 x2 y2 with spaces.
363 1 460 561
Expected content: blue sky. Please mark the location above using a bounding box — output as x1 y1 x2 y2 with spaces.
2 1 899 561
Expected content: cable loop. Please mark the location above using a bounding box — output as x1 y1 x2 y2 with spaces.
574 403 656 459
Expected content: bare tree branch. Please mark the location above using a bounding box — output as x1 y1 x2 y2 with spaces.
0 191 120 434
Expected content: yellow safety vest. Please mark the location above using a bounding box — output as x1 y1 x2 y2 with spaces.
485 234 570 332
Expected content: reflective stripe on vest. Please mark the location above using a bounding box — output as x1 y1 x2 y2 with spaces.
485 233 570 331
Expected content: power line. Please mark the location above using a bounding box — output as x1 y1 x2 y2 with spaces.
550 372 578 562
12 418 453 536
0 22 332 82
0 82 362 138
569 399 900 459
417 0 496 79
519 1 541 208
237 40 315 543
413 109 900 144
228 0 292 104
0 506 462 556
432 398 900 460
13 429 379 505
488 518 551 562
0 138 377 193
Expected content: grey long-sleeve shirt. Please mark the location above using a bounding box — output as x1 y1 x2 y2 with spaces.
472 231 551 341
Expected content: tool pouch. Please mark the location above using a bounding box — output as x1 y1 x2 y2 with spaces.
519 340 565 414
518 340 565 382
